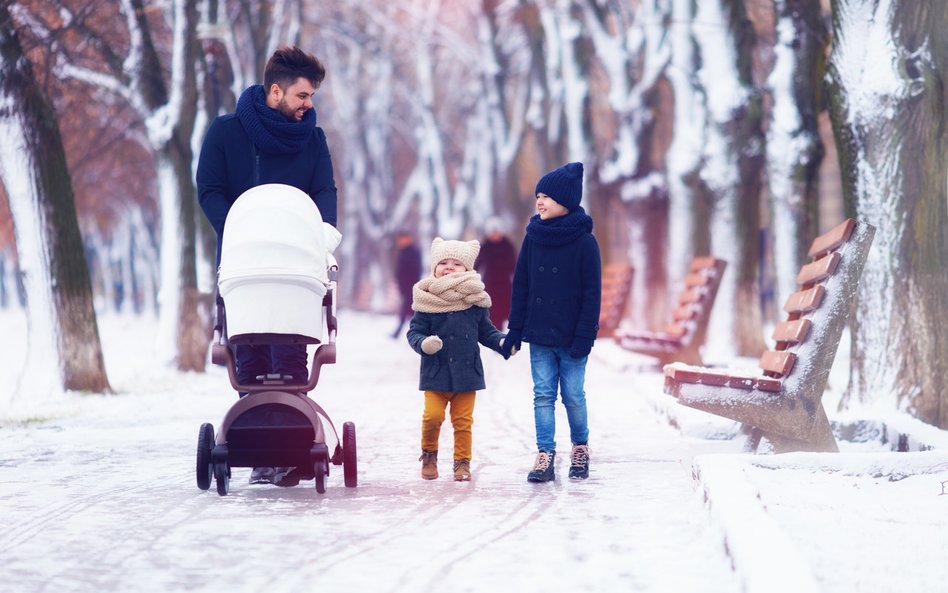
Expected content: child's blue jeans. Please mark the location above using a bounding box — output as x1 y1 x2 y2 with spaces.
529 343 589 452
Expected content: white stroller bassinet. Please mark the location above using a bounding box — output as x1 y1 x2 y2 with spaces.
218 183 330 342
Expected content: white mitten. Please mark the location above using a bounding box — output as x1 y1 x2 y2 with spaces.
499 338 518 356
421 335 443 355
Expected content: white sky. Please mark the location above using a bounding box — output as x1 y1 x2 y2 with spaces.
1 308 946 593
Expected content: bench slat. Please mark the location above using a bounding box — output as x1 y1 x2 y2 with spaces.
783 285 825 314
683 271 708 288
796 252 841 286
619 332 682 348
678 287 705 305
689 256 719 272
664 364 782 392
772 319 812 344
759 350 796 376
808 218 856 259
672 304 697 321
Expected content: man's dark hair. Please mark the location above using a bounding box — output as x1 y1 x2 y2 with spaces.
264 46 326 90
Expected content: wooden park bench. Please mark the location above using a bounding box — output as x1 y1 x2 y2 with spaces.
614 256 726 365
663 218 876 453
598 262 634 338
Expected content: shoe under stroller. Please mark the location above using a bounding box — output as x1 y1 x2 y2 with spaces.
195 183 356 496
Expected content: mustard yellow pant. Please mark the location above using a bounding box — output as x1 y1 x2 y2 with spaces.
421 390 476 461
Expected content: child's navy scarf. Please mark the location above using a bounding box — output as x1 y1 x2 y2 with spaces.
236 84 316 155
525 206 594 246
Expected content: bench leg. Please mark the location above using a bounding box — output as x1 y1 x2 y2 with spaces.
761 409 838 453
742 426 763 452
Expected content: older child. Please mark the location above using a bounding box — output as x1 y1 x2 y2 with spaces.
501 162 601 482
407 238 511 481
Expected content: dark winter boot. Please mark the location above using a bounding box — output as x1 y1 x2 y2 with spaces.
249 467 276 484
419 450 439 480
273 466 315 487
526 450 555 483
568 444 589 480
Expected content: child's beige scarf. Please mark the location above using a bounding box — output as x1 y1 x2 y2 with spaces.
412 270 492 313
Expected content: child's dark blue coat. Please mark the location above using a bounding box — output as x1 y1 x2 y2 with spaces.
508 214 601 348
407 307 504 392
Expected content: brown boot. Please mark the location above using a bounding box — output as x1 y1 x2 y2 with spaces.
453 459 471 482
419 450 438 480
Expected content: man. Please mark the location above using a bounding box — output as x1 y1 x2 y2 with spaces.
474 217 516 329
391 230 422 338
196 46 337 486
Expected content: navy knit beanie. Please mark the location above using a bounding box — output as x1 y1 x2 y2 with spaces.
535 162 584 211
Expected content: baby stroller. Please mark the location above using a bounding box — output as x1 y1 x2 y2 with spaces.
195 183 356 496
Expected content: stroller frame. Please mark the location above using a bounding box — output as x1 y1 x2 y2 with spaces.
196 268 357 496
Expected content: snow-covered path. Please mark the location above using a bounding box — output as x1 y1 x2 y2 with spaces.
0 311 743 593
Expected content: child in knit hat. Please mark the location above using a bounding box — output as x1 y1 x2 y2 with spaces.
501 162 601 483
407 237 514 481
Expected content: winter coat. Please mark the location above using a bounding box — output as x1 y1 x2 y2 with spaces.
474 237 516 327
196 86 337 262
407 306 505 392
508 209 601 348
396 243 423 298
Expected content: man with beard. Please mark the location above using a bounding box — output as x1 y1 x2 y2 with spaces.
197 46 338 486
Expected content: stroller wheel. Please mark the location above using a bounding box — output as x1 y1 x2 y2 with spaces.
314 457 328 494
196 423 214 490
343 421 357 488
214 461 230 496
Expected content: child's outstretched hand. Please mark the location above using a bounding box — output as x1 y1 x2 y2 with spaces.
499 337 518 359
500 329 521 359
421 335 443 355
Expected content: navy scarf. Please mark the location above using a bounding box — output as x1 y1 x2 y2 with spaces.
236 84 316 155
525 206 594 247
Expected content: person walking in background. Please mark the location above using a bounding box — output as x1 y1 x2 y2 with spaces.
501 162 601 483
407 238 513 481
196 46 337 486
474 217 516 330
392 230 422 338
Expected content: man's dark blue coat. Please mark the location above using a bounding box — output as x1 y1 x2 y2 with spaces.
196 110 337 260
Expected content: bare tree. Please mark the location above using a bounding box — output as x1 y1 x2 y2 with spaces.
828 0 948 428
692 0 766 358
0 2 110 396
45 0 207 370
765 0 825 315
580 0 672 329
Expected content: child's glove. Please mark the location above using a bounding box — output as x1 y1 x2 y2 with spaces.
569 336 593 359
499 337 518 359
421 335 443 355
501 329 522 359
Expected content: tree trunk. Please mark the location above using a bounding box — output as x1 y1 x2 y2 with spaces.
828 0 948 428
765 0 826 316
695 0 766 358
664 0 709 293
0 5 110 394
132 0 206 371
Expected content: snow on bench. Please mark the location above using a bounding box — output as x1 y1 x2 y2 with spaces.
614 256 726 366
663 219 876 453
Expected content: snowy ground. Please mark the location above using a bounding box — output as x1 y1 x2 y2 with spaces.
1 309 947 593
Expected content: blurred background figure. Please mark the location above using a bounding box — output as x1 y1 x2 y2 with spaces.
392 229 422 338
474 217 516 330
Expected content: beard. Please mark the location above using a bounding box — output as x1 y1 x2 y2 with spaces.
277 99 306 122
